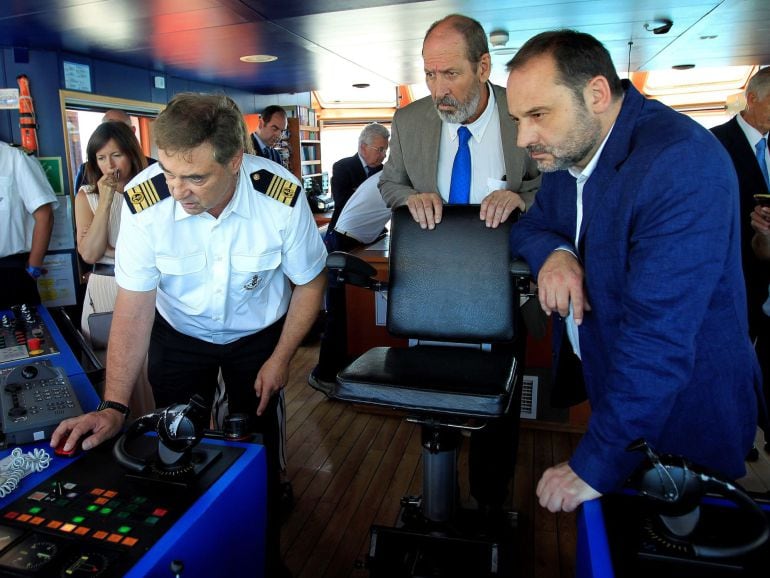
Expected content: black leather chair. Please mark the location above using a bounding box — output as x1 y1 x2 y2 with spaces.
326 205 522 577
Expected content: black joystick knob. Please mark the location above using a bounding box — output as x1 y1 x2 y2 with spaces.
223 413 251 441
21 365 38 379
170 559 184 576
8 407 27 418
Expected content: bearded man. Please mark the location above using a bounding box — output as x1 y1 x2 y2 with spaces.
378 13 540 230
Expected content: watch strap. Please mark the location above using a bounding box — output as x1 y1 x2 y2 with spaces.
97 400 130 418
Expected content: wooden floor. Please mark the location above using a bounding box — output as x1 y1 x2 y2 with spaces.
280 342 770 578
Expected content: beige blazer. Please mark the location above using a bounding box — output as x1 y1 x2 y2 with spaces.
379 83 540 209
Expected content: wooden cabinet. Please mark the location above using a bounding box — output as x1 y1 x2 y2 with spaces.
286 117 322 182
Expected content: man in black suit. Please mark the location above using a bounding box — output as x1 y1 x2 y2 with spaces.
712 66 770 454
251 105 287 165
327 122 390 232
308 123 390 393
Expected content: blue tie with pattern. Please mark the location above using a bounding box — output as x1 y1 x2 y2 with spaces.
449 126 472 204
756 137 770 190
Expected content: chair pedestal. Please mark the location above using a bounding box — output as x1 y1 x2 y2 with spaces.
422 425 460 523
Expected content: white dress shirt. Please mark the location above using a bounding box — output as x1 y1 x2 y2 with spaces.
436 83 506 203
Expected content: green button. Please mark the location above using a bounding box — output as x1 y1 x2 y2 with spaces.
124 504 138 512
117 525 132 534
144 516 159 525
87 505 99 512
117 511 130 519
132 496 147 504
56 499 69 507
28 507 42 515
107 500 122 508
71 516 85 524
99 507 112 515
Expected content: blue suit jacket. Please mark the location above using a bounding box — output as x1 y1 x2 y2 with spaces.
510 82 760 492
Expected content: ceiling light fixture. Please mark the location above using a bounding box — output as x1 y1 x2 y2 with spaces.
352 83 370 89
644 19 673 35
239 54 278 63
672 64 695 70
489 29 509 47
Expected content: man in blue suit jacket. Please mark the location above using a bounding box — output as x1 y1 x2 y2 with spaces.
506 30 760 513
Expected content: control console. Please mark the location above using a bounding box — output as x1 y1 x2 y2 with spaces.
0 305 59 365
0 361 82 447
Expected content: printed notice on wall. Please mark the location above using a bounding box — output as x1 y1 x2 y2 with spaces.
38 252 77 307
63 61 92 92
0 88 19 109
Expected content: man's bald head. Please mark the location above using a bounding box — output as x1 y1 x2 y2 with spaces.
102 109 134 131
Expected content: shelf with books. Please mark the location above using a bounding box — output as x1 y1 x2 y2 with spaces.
287 117 322 182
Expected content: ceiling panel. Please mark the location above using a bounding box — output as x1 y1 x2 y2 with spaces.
0 0 768 93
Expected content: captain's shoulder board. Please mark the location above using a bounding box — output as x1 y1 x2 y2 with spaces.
250 169 299 207
124 172 171 214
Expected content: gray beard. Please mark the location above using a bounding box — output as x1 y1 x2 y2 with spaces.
433 85 482 124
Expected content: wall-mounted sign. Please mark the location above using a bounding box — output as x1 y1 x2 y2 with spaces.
0 88 19 109
63 61 92 92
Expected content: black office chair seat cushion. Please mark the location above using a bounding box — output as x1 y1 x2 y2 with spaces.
335 346 517 418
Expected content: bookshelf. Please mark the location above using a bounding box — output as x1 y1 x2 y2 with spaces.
286 116 322 182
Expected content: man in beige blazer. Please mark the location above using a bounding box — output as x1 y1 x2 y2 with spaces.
379 14 540 230
377 13 540 523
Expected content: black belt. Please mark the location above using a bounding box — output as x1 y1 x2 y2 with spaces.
0 253 28 269
92 263 115 276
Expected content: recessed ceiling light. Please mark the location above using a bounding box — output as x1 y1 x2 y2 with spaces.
240 54 278 63
672 64 695 70
352 83 370 89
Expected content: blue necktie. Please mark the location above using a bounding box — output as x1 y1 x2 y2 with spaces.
756 137 770 189
449 126 472 204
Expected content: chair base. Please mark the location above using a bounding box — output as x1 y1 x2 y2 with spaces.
366 505 519 577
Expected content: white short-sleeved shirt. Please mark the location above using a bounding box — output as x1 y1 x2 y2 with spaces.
334 173 390 244
116 154 327 344
0 142 59 258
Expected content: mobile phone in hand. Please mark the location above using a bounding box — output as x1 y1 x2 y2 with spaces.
754 194 770 207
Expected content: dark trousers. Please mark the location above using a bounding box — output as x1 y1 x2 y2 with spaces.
468 334 524 507
147 312 284 574
0 254 41 309
316 230 362 380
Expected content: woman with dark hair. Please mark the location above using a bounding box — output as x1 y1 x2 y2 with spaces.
74 120 152 414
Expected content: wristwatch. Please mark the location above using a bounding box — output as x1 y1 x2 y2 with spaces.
97 400 130 419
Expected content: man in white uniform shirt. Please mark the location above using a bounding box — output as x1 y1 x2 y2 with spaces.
52 93 327 578
0 141 57 307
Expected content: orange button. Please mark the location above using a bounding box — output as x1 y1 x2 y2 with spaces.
47 520 63 529
16 514 32 523
90 488 105 496
103 490 117 498
74 526 90 536
107 533 122 543
29 517 45 526
92 530 108 540
60 523 76 533
94 497 108 505
121 536 138 547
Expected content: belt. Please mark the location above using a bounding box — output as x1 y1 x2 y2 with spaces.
92 263 115 276
0 253 28 269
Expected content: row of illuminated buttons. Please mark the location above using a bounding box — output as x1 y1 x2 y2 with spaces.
3 511 138 547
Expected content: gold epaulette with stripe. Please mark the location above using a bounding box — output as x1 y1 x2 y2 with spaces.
124 172 171 214
250 169 299 207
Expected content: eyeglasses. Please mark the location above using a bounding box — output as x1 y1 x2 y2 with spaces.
366 144 388 154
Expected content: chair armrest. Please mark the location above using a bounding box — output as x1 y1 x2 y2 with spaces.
326 251 388 291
